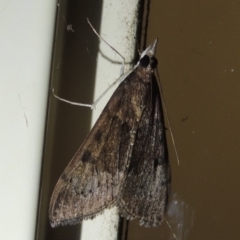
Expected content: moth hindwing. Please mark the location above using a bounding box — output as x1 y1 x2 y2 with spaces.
49 39 171 228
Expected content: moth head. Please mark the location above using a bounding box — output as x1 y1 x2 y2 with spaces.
140 55 158 69
137 39 158 70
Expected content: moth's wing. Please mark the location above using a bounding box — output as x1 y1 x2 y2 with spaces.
49 73 143 227
118 77 171 227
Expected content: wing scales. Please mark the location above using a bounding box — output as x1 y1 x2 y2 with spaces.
118 76 170 227
49 71 150 227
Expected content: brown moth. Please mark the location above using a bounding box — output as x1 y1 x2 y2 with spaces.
49 39 171 228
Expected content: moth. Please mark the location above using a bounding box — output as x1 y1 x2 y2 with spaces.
49 39 171 228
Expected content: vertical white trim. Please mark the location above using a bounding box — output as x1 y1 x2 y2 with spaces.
81 0 139 239
0 1 56 239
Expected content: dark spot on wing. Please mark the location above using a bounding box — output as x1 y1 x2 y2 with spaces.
121 121 130 132
94 130 102 142
82 150 91 162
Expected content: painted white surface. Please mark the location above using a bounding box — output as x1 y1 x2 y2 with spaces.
0 1 56 239
80 0 139 239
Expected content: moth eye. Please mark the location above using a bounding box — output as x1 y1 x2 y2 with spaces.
140 55 150 68
150 57 158 69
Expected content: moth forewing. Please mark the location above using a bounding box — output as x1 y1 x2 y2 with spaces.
117 40 170 227
49 39 170 228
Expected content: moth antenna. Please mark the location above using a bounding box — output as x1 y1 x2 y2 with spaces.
155 69 180 166
86 18 125 76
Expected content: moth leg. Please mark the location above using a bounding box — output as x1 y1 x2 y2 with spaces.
52 69 132 109
90 70 132 109
86 18 125 76
86 18 133 108
52 19 129 109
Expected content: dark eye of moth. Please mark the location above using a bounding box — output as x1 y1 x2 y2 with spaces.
140 55 150 68
150 57 158 69
140 55 158 69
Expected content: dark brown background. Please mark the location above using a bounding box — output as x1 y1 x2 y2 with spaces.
37 0 240 239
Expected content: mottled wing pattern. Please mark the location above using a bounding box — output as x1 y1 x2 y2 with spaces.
49 39 170 228
118 75 170 227
49 70 149 227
